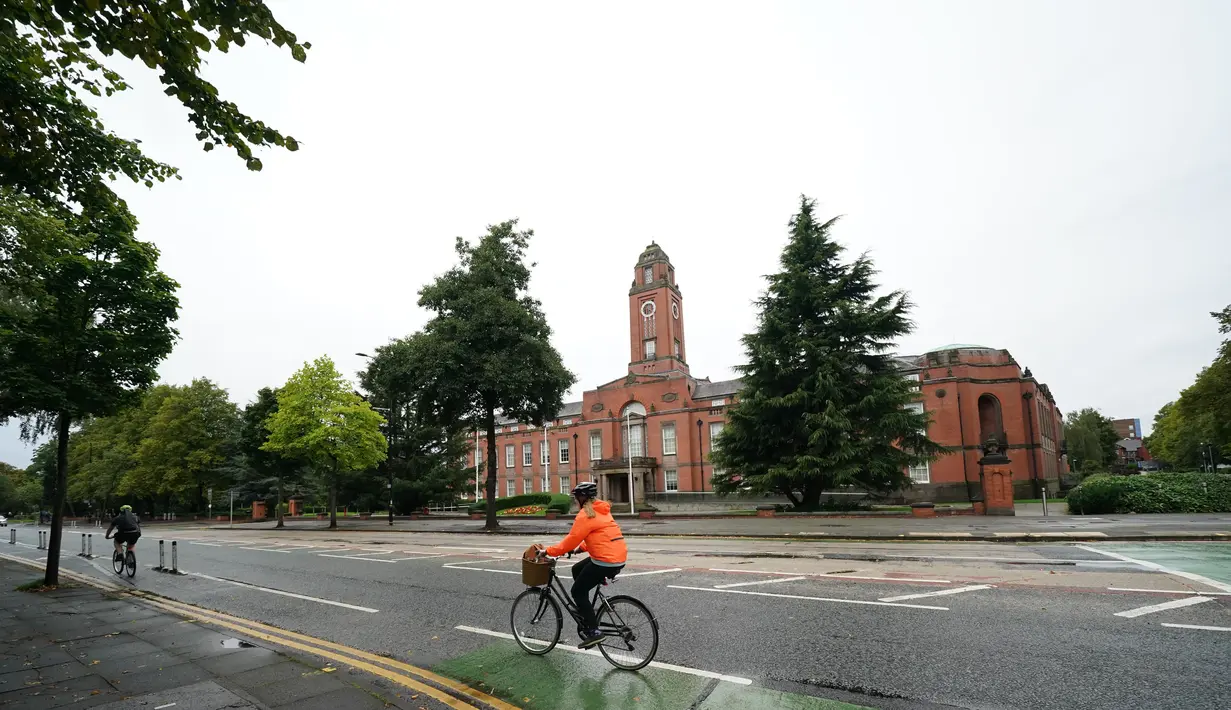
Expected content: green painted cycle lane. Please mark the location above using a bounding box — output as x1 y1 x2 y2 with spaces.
433 641 872 710
1098 543 1231 587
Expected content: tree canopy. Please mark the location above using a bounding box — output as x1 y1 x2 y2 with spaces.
263 356 387 528
237 387 303 527
408 221 575 529
1063 407 1120 472
1147 305 1230 469
1 0 308 213
709 196 943 509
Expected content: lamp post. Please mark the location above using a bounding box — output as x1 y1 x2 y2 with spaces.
474 429 481 500
357 352 395 525
697 419 704 493
543 424 550 494
625 409 636 515
572 433 579 491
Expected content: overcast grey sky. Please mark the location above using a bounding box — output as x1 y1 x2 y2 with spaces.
3 0 1229 466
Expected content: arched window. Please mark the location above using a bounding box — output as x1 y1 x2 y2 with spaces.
978 394 1004 444
621 402 647 457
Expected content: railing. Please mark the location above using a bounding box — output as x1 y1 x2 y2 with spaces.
591 456 657 470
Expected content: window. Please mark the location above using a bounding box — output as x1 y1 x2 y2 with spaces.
644 339 656 359
661 423 677 455
709 421 724 441
506 478 515 497
674 339 680 357
710 399 726 407
628 424 645 457
559 438 570 464
908 460 930 484
505 444 515 468
561 418 573 426
665 469 678 492
495 426 503 434
541 443 549 466
522 443 533 467
474 446 482 467
523 477 532 494
905 401 926 431
590 432 602 460
643 266 653 284
560 476 570 494
509 425 519 432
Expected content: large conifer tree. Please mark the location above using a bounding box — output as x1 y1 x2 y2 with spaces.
711 197 943 508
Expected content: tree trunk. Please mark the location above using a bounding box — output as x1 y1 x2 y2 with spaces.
782 487 801 507
44 411 71 587
484 409 499 531
329 460 338 529
275 480 285 529
798 482 822 510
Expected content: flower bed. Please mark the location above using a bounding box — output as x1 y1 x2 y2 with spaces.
498 505 546 516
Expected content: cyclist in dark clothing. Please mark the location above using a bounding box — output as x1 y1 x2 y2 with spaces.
106 505 141 554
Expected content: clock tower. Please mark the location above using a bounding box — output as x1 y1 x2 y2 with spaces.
628 242 688 377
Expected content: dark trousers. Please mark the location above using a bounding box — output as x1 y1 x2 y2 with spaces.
570 557 623 630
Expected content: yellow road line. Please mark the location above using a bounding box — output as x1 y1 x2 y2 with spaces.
137 596 493 709
133 592 520 710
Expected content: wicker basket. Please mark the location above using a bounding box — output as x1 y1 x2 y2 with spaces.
522 557 554 587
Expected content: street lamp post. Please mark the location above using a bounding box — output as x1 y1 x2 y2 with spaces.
357 352 395 525
572 433 579 491
625 410 635 516
697 419 704 493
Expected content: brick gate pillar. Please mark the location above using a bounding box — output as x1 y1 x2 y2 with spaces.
977 437 1015 516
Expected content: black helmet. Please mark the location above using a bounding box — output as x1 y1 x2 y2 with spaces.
571 481 598 501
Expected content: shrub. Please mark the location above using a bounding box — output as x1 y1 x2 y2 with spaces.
1066 473 1231 514
469 493 572 515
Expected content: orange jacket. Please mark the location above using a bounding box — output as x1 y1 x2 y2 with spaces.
545 500 627 565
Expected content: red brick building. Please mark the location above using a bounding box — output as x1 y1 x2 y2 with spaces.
466 245 1066 507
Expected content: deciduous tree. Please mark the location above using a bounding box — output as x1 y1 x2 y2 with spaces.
0 191 178 585
408 221 575 530
263 357 386 529
709 196 944 509
239 387 303 528
1063 408 1119 472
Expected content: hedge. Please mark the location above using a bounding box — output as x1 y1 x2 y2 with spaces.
1065 473 1231 514
468 493 572 515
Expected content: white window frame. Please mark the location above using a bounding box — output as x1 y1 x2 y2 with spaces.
522 442 533 467
541 443 549 466
644 339 656 359
474 446 482 467
661 423 677 456
709 421 724 441
643 265 652 284
628 424 645 458
589 431 602 460
505 478 515 497
509 425 519 432
908 460 931 484
558 438 570 464
665 469 679 492
559 476 570 494
505 444 515 468
561 418 573 426
710 399 726 407
673 339 680 357
523 477 532 494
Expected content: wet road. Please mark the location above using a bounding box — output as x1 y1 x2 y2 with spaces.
5 525 1229 709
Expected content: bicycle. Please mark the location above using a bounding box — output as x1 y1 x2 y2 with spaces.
509 553 659 670
106 534 136 578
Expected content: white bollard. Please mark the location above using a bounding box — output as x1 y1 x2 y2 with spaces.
171 540 178 574
157 540 165 571
87 533 93 558
79 534 86 557
8 529 14 544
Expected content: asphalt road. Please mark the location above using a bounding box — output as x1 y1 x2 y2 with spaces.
5 524 1230 710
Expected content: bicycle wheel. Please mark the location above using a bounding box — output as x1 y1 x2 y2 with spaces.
112 551 124 575
125 550 136 578
596 595 659 670
510 588 562 655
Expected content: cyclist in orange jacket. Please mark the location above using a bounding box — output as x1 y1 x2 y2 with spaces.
539 481 627 648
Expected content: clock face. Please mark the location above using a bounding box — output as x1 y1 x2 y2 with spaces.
640 300 656 317
671 302 679 319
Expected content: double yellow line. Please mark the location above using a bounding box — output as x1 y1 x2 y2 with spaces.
130 592 519 710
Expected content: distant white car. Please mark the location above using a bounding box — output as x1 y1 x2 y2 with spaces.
0 516 7 527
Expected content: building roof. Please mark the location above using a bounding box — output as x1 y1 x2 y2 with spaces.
1117 438 1144 452
691 378 744 399
927 343 993 352
495 400 584 426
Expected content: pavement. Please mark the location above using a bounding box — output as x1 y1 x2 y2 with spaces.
4 523 1231 709
201 511 1231 542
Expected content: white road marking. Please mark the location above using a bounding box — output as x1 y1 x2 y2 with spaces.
1076 545 1231 593
708 568 952 584
454 626 753 685
1161 623 1231 632
240 547 295 553
187 542 227 547
668 585 949 610
386 554 446 562
317 554 398 563
435 546 506 553
1108 587 1231 596
715 576 806 589
185 571 378 612
879 584 994 602
619 568 683 578
1114 596 1213 618
154 703 177 709
442 562 518 575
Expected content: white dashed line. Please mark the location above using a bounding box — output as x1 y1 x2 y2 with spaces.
618 568 683 578
1114 596 1214 618
668 585 949 611
1161 623 1231 632
714 576 807 589
708 568 953 584
185 571 378 612
1108 587 1231 596
879 584 994 602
